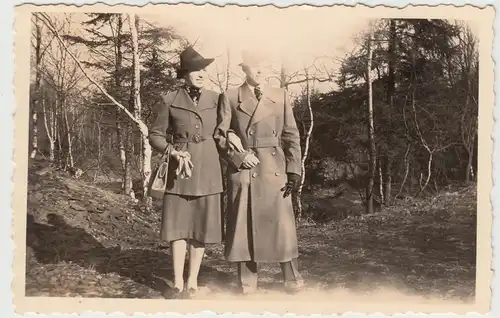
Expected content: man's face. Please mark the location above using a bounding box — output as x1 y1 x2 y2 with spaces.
243 64 271 85
186 69 207 88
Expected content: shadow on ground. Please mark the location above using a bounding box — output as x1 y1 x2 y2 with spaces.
24 158 476 301
26 213 234 298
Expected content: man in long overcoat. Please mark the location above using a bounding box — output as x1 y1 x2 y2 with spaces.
214 51 304 294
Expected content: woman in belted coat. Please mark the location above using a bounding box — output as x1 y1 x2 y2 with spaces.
149 47 236 299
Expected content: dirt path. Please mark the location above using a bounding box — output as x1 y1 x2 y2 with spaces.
25 161 476 301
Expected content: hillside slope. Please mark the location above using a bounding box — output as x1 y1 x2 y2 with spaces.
25 159 476 301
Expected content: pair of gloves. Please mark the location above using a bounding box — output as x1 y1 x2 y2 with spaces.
171 150 194 179
227 132 300 198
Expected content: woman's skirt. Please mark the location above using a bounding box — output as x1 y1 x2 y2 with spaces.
161 192 222 244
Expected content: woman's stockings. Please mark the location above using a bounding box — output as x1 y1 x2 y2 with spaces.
187 239 205 290
171 239 187 290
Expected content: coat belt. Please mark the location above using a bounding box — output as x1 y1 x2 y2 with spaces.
171 134 213 144
247 136 281 148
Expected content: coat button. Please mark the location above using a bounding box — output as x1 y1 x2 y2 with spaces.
252 172 257 178
271 151 276 156
275 172 280 176
195 124 200 129
249 131 254 135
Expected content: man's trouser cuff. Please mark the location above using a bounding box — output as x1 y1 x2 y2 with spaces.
238 261 258 291
280 258 303 283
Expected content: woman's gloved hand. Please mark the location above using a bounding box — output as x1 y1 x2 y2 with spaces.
227 132 244 153
172 150 194 179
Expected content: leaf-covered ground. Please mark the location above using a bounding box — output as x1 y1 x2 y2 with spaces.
25 159 476 302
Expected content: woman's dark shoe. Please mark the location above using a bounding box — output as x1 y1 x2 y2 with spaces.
163 287 188 299
187 288 198 298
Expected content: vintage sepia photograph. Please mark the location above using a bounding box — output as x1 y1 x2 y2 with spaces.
12 3 494 315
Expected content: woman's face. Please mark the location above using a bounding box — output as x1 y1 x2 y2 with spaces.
186 69 207 88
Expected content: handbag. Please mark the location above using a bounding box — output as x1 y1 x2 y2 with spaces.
147 145 172 199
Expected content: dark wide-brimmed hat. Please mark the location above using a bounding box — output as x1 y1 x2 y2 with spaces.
176 46 214 79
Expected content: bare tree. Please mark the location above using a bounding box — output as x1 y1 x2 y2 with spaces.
39 12 153 202
41 89 57 162
114 14 133 195
383 19 397 204
210 48 235 92
295 68 314 220
129 14 153 205
30 14 43 159
457 24 478 182
39 14 84 169
366 31 376 214
31 13 58 160
277 59 334 220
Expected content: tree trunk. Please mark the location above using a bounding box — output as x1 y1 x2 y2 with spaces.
129 13 152 205
366 33 376 214
113 14 129 193
49 141 55 162
418 151 433 196
117 119 126 176
63 104 74 169
465 133 476 182
123 122 133 196
57 115 63 166
395 143 411 199
30 100 39 159
42 97 56 162
383 157 392 204
30 15 42 159
95 116 102 182
280 65 288 89
383 19 397 205
378 157 384 203
296 76 314 220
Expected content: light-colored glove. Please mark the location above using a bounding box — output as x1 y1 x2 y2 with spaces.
228 132 244 153
172 150 194 179
241 152 260 169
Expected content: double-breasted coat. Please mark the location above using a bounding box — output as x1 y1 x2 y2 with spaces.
214 82 302 263
149 88 224 244
149 88 224 196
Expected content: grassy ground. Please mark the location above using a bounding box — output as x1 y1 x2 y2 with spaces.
25 159 476 301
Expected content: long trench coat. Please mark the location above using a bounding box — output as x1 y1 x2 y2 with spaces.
214 82 302 263
149 88 224 196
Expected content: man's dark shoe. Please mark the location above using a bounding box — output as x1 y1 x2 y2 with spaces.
237 285 258 295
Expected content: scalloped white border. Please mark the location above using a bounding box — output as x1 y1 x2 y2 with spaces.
5 0 498 317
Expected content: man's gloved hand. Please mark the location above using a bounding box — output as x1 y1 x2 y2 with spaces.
281 173 301 198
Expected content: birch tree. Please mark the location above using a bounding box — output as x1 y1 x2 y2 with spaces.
295 68 314 220
30 14 43 159
40 14 83 170
129 14 153 205
39 12 152 202
366 31 376 214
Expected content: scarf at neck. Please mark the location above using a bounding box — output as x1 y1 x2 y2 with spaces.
185 86 201 103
